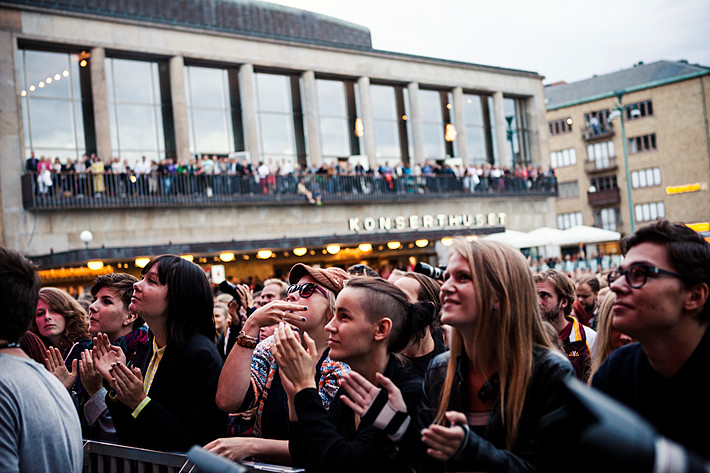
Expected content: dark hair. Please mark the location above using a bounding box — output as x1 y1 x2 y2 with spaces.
143 255 214 348
347 264 380 277
344 277 435 353
402 272 442 340
91 273 144 330
623 219 710 321
576 274 600 293
534 269 575 316
0 247 41 343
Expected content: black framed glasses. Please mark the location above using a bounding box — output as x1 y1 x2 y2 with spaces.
607 264 683 289
287 282 328 299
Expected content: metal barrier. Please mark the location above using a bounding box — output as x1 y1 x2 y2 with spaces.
22 172 558 210
82 440 194 473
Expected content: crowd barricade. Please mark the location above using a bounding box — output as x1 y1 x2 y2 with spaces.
21 171 558 210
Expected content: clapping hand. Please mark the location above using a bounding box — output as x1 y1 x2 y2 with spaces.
109 361 146 410
421 411 468 461
78 348 104 396
44 347 77 390
91 332 126 382
341 371 407 418
272 322 318 393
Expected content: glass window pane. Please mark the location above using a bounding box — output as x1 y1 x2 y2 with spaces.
371 85 397 120
570 148 576 164
658 202 665 218
650 203 658 220
27 99 77 149
256 73 291 113
643 204 650 221
187 67 228 109
587 144 594 161
259 113 295 156
316 79 346 117
191 108 232 154
115 104 160 150
374 120 400 159
463 95 484 126
320 117 349 157
635 205 643 221
109 58 156 104
653 168 661 185
639 171 647 187
562 149 570 166
422 123 445 158
419 90 442 124
550 152 558 168
632 171 639 188
22 50 73 99
466 126 487 162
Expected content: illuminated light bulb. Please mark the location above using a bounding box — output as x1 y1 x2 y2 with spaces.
87 261 104 270
387 241 401 250
219 252 235 262
256 250 273 259
293 247 307 257
415 239 429 247
135 257 150 268
21 90 27 96
38 82 45 88
63 70 69 77
181 254 194 262
80 59 87 67
566 117 573 125
441 237 453 247
354 118 364 137
446 103 452 109
29 85 36 92
46 77 52 84
401 115 407 121
54 73 61 80
465 235 478 241
243 255 250 260
358 243 372 252
326 244 340 255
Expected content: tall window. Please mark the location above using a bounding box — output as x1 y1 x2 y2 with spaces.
631 167 661 188
624 100 653 120
557 211 583 229
185 65 236 156
254 72 300 166
107 57 170 163
371 84 401 164
548 117 573 136
503 97 531 166
586 140 615 169
463 94 493 165
19 48 91 160
316 79 350 159
635 202 665 222
628 134 657 154
550 148 576 168
558 181 579 199
594 207 620 231
419 89 447 159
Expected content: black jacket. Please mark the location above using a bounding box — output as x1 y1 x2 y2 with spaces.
289 355 423 473
414 346 574 472
106 333 228 452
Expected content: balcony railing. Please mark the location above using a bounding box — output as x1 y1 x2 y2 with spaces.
587 187 620 206
584 156 618 174
22 172 558 210
582 122 614 141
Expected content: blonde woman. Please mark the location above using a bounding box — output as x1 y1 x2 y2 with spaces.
588 292 634 382
341 239 575 472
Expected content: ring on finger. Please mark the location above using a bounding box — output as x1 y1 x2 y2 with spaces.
281 311 286 317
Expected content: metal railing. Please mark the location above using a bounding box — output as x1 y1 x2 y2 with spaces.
83 440 194 473
22 172 558 210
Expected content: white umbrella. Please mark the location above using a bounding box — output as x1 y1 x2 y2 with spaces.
483 230 546 249
558 225 621 246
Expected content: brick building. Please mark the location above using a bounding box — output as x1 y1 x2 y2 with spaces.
545 60 710 243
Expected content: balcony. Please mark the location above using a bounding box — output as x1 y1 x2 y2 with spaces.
583 122 614 142
584 156 618 174
21 172 558 210
587 187 620 206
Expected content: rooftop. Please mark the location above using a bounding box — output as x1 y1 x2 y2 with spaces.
545 60 710 110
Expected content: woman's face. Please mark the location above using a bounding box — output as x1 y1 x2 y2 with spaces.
440 252 478 331
35 299 67 346
325 287 378 366
129 264 169 323
285 275 330 332
609 327 634 350
89 287 132 341
213 307 228 333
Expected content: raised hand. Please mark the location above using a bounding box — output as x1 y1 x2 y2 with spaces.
91 332 126 381
272 322 318 392
109 361 146 410
44 346 77 390
341 371 407 417
421 411 468 461
78 348 104 396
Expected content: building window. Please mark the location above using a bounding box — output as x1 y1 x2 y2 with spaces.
19 48 91 160
185 65 237 156
107 57 171 163
586 140 615 168
625 100 653 120
558 181 579 199
635 201 665 222
584 109 611 136
590 175 618 191
557 211 583 230
631 167 661 188
628 133 657 154
419 89 449 159
504 97 531 166
550 148 576 168
594 207 621 231
254 72 301 166
316 79 351 159
463 93 494 165
548 117 573 136
371 84 409 164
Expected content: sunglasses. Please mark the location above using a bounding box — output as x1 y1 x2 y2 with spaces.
607 263 683 289
287 282 328 299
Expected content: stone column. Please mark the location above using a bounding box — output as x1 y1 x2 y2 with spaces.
357 76 376 170
301 70 321 168
407 82 424 165
169 56 190 163
238 63 260 165
452 87 468 165
492 91 510 168
90 47 111 161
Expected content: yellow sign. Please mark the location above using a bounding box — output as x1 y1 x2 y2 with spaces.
666 183 702 195
686 222 710 232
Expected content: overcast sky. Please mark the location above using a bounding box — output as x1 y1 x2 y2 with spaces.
272 0 710 84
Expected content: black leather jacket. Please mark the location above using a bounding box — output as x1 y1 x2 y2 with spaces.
413 346 574 472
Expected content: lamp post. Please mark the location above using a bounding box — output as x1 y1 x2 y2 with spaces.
505 115 516 168
608 92 635 233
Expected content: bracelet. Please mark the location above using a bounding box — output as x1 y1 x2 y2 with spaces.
236 331 258 349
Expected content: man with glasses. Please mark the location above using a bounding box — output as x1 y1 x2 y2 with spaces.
592 220 710 458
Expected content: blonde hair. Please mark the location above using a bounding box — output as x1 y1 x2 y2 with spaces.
34 287 90 351
588 291 616 382
435 239 555 449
